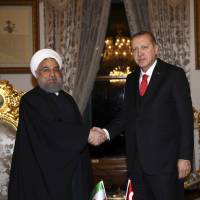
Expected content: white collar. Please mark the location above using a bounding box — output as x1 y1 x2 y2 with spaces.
140 59 157 77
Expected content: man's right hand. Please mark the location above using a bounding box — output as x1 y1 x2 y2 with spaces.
88 127 107 146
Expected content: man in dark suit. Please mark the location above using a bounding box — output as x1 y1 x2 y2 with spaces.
8 49 92 200
89 31 194 200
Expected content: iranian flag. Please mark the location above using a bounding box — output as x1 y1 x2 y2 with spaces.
125 179 135 200
89 181 107 200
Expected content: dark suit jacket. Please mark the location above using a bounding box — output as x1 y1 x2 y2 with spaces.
107 58 194 175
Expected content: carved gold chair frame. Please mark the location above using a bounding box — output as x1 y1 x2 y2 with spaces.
184 107 200 189
194 108 200 130
0 80 24 199
0 80 24 129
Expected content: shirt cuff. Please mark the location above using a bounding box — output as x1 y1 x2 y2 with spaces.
102 128 110 140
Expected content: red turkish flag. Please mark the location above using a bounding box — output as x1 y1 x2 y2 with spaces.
125 179 135 200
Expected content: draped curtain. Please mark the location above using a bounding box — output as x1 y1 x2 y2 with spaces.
122 0 151 35
73 0 111 113
123 0 191 78
44 0 111 113
148 0 191 78
44 0 82 94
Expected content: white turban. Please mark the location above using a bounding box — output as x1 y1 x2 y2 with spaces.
30 48 63 77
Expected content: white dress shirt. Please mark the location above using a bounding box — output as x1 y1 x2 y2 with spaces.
139 59 157 85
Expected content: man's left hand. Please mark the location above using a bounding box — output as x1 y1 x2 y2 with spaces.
177 159 191 179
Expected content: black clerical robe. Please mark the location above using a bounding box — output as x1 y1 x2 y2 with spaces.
8 86 92 200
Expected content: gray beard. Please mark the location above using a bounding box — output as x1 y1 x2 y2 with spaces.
37 78 63 93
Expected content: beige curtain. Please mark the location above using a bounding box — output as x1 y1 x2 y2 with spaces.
123 0 190 79
122 0 151 35
73 0 111 113
44 0 82 94
44 0 111 113
148 0 191 78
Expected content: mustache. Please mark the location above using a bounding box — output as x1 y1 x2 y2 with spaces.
47 77 57 81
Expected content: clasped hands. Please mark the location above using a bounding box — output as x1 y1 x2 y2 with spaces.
88 127 108 146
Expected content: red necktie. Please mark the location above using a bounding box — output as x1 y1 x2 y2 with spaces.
139 74 148 96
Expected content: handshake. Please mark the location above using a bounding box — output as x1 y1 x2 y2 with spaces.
88 127 108 146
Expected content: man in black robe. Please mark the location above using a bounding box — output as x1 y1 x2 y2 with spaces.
8 49 92 200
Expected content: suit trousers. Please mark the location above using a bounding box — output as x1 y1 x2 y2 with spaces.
131 159 184 200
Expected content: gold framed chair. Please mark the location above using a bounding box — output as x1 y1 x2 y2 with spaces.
184 108 200 189
0 80 23 199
